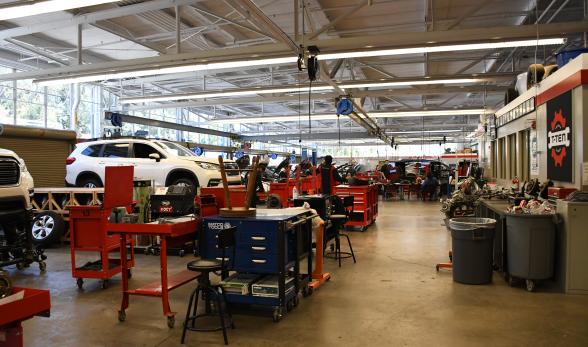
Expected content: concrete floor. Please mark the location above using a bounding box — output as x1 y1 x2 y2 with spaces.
8 200 588 346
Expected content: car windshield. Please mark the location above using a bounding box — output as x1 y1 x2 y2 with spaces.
156 141 195 157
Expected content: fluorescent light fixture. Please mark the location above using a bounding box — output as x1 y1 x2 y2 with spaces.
35 56 299 86
120 78 483 104
339 78 480 89
33 38 563 85
386 129 463 135
319 38 565 60
0 0 120 21
209 109 491 125
120 85 334 104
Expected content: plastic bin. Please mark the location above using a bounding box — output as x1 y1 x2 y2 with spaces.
506 214 556 292
449 217 496 284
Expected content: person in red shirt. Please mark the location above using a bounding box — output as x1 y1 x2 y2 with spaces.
318 155 343 195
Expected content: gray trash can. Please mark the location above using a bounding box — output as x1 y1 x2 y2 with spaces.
506 214 556 292
449 217 497 284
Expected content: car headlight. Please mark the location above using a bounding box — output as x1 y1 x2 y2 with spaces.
18 159 28 172
195 162 220 170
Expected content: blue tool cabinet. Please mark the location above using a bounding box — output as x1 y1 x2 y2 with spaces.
201 209 315 321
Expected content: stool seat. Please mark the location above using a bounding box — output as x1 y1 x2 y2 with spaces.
330 214 347 220
187 259 222 272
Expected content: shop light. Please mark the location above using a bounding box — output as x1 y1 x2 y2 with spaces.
318 38 565 60
208 109 491 125
33 38 563 85
119 78 481 104
0 0 121 21
35 57 299 86
120 85 335 104
386 129 463 135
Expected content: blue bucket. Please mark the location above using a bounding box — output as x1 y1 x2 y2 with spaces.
556 49 588 67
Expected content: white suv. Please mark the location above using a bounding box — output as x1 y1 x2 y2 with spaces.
0 148 35 211
65 139 241 188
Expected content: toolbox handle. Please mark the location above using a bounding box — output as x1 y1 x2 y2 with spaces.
252 259 267 264
251 246 266 251
251 236 266 241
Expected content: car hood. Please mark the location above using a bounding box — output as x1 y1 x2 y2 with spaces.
0 148 18 158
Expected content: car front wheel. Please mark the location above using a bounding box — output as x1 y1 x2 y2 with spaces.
170 177 198 190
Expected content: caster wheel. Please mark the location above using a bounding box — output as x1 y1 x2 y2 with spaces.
127 269 132 279
76 278 84 290
167 315 175 328
525 280 536 292
292 295 299 307
101 280 109 289
143 248 150 255
435 265 440 272
118 310 126 322
179 250 185 257
39 261 47 272
272 308 283 323
286 300 293 312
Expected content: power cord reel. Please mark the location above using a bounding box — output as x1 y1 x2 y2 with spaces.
336 96 353 115
307 45 320 81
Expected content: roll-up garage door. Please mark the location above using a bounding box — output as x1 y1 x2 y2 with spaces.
0 125 76 187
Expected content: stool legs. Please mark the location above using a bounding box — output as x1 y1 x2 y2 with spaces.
217 295 228 345
182 286 201 343
341 233 356 263
182 277 233 345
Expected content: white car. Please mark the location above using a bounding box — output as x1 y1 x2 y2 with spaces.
0 148 35 212
65 139 241 188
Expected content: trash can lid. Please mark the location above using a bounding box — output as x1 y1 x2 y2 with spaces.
449 217 496 230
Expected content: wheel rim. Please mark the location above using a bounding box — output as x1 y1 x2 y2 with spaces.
84 182 97 188
32 215 55 240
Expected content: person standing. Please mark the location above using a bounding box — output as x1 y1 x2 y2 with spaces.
318 155 343 195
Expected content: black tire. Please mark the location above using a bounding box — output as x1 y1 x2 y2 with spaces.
77 175 102 188
31 211 64 247
170 177 198 189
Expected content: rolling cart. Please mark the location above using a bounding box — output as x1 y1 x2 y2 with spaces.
68 166 135 289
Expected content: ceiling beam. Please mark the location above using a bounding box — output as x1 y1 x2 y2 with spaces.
2 20 584 82
0 0 205 41
125 85 504 111
306 0 371 40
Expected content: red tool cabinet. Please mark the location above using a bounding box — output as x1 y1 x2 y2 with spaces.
68 166 136 289
200 185 247 208
334 184 379 231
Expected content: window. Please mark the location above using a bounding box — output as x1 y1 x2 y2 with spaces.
491 141 497 179
81 145 102 157
132 143 161 159
102 143 129 158
498 138 506 179
508 134 517 179
156 141 195 157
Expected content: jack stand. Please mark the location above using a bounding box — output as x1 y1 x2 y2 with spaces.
309 221 331 290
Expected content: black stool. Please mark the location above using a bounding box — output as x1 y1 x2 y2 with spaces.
326 196 357 267
182 227 236 345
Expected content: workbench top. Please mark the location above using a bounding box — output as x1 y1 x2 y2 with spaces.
204 207 313 221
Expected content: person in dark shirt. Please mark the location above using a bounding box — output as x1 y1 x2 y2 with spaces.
318 155 343 195
421 173 439 200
